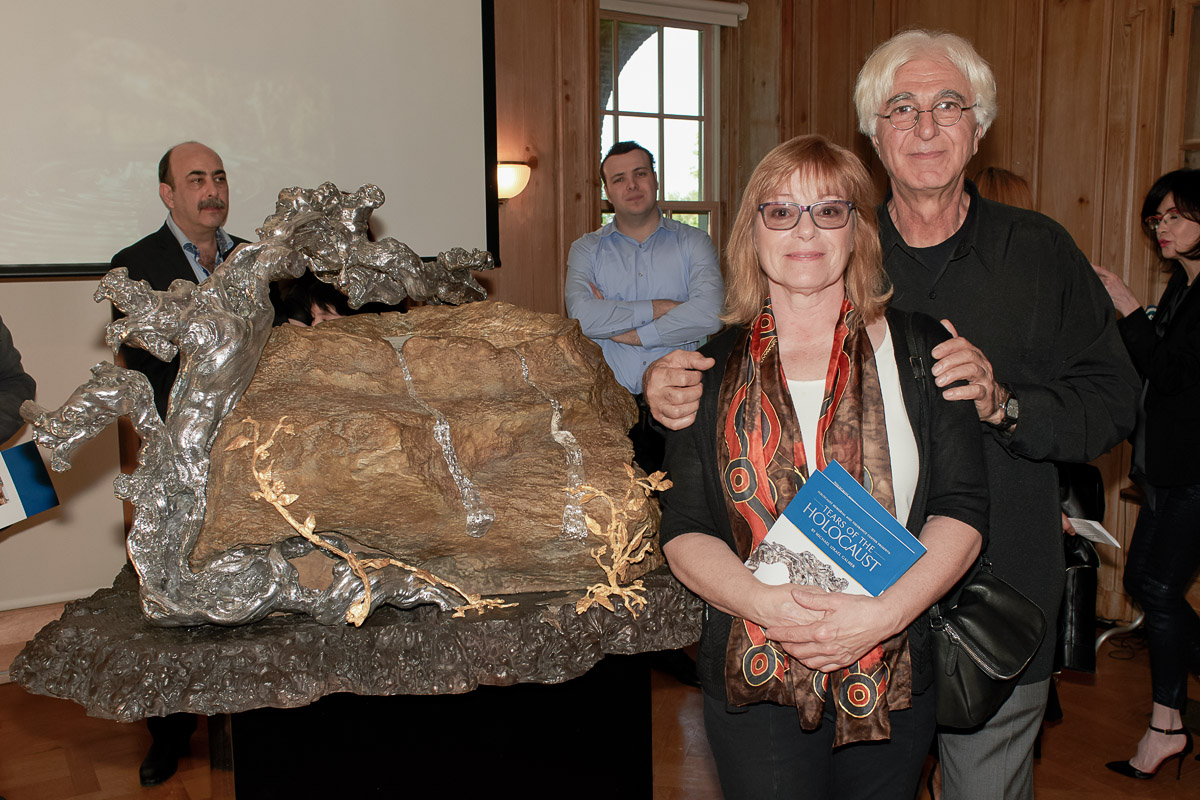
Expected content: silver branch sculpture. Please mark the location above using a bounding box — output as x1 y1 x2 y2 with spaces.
20 183 496 626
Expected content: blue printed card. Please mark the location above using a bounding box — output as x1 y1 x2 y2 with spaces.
0 441 59 529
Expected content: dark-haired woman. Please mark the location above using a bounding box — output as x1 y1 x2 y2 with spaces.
1095 169 1200 780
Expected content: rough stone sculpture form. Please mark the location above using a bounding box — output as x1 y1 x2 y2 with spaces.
19 183 523 627
196 301 652 598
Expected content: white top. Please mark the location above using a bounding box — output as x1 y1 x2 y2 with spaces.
786 323 919 526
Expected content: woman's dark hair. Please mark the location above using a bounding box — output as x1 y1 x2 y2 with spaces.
282 273 354 325
1141 168 1200 265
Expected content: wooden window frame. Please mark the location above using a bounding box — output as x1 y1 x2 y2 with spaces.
599 11 720 243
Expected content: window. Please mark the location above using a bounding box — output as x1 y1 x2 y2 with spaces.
599 13 718 239
1180 2 1200 168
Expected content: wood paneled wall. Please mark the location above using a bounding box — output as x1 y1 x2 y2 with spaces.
492 0 598 315
495 0 1184 620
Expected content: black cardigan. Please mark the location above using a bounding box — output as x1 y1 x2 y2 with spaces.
1117 268 1200 487
659 308 989 700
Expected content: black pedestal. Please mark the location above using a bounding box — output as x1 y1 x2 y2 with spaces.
223 655 652 799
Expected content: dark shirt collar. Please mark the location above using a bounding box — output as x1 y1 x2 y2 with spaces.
878 179 998 274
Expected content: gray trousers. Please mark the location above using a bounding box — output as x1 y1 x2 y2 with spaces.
938 679 1050 800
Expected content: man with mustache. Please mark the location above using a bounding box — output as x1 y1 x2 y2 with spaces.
109 141 246 786
111 141 246 420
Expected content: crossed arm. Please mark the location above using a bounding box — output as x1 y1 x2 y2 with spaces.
564 229 723 349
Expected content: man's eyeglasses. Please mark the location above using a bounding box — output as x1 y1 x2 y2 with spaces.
877 100 976 131
757 201 855 231
1145 207 1183 232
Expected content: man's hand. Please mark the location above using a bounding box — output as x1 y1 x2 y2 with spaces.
642 349 715 430
931 319 1006 424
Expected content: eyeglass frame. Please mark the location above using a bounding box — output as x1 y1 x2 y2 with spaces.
876 100 977 131
1145 206 1185 232
756 200 856 231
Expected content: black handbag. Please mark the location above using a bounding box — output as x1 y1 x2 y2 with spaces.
1055 462 1102 673
1057 533 1099 673
928 557 1047 729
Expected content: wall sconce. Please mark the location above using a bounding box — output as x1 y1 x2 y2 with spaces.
497 161 532 202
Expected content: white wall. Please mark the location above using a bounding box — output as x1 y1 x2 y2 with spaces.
0 281 126 610
0 0 490 610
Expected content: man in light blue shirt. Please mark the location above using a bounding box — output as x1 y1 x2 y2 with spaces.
567 141 719 688
565 141 723 404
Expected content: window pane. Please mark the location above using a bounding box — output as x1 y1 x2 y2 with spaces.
601 211 615 227
600 19 615 112
601 115 614 163
616 23 659 115
665 212 710 236
663 28 701 117
664 119 701 201
616 116 660 174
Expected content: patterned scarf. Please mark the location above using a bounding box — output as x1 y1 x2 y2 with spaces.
717 297 912 746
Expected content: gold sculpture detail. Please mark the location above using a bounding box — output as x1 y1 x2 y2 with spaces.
228 417 515 625
571 465 672 619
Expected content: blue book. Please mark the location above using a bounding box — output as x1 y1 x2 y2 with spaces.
746 461 925 597
0 440 60 529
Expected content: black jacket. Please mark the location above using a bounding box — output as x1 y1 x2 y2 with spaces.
659 309 989 699
0 315 36 443
879 180 1139 683
110 223 248 417
1117 268 1200 486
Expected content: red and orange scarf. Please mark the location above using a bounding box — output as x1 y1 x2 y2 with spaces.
717 298 911 746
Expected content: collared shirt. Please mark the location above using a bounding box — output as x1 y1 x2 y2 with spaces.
878 178 1139 683
165 214 237 282
565 213 723 393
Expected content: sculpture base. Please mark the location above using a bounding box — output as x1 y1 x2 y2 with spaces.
10 564 701 720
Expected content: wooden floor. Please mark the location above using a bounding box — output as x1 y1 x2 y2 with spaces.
1 636 1197 799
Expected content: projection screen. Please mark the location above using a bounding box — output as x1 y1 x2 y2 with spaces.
0 0 495 269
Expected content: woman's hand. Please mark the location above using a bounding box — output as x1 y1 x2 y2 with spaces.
753 583 829 630
1092 264 1142 317
663 534 824 629
764 588 902 672
765 516 982 673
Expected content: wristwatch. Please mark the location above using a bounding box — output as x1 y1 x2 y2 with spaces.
989 384 1019 432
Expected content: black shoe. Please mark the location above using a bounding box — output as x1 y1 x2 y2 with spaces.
139 741 182 787
1105 726 1193 781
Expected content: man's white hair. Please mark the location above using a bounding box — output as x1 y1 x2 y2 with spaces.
854 30 997 138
